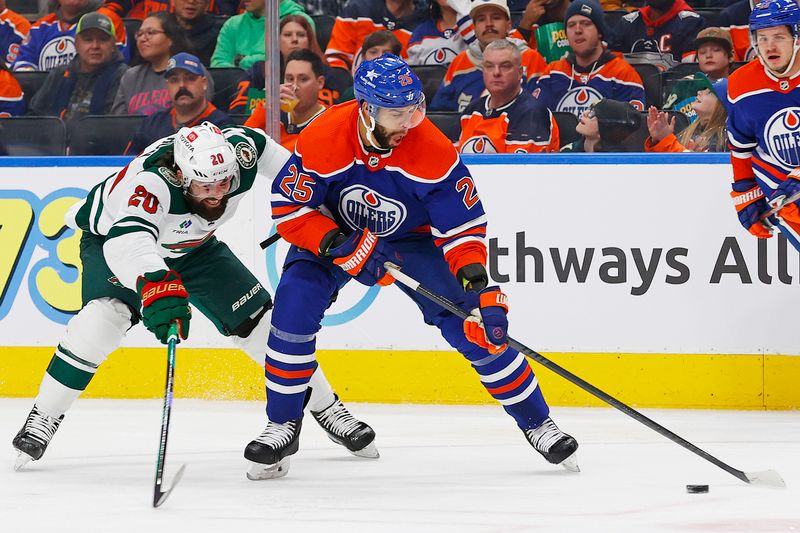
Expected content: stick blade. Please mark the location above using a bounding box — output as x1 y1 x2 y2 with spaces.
153 464 187 507
745 469 786 488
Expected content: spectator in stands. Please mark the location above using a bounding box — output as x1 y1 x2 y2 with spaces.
646 78 728 152
210 0 266 68
458 39 559 153
514 0 570 45
280 0 315 28
533 0 645 117
294 0 345 17
13 0 129 71
229 16 345 114
718 0 753 61
104 0 168 20
407 0 466 66
126 52 232 154
430 0 547 113
172 0 224 66
29 12 127 122
0 57 24 116
111 12 215 115
609 0 706 66
245 49 327 151
663 71 722 123
1 0 31 66
104 0 237 19
694 27 734 81
324 0 428 71
561 99 641 152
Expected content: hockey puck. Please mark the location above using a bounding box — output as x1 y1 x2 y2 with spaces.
686 484 709 494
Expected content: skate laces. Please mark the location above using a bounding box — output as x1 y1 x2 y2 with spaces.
313 399 361 437
253 421 298 448
525 418 564 453
24 406 62 445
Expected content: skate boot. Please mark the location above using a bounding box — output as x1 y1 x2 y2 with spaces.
311 394 379 459
12 405 64 471
523 417 579 472
244 419 302 480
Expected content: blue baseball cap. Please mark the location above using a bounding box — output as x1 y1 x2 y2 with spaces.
165 52 204 77
712 78 730 115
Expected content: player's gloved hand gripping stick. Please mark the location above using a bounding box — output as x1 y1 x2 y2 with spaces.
463 287 509 355
384 262 786 488
328 228 401 286
137 270 192 344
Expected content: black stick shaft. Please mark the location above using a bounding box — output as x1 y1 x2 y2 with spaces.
153 323 179 507
259 233 281 250
387 265 750 484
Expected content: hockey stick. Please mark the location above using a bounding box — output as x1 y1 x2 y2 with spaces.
384 262 786 488
761 189 800 221
153 322 187 508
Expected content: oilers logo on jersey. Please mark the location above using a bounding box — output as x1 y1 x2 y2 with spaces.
460 136 498 154
556 86 603 116
338 185 407 236
40 36 75 70
765 108 800 168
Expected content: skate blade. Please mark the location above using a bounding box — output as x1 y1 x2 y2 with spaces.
246 457 290 480
559 451 580 473
350 441 379 459
14 452 34 472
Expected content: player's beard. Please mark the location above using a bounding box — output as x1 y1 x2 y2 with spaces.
372 123 405 149
187 194 229 221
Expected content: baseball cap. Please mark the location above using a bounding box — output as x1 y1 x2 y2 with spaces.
469 0 511 20
565 0 608 39
165 52 205 77
711 77 730 114
694 27 733 54
76 11 116 38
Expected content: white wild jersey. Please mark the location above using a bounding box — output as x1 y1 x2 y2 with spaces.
65 125 290 288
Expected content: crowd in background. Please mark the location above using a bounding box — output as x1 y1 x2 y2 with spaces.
0 0 746 155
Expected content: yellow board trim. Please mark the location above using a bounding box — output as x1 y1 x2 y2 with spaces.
0 348 797 409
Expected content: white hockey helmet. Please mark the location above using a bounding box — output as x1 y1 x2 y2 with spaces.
173 122 240 193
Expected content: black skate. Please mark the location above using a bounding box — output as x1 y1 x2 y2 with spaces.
524 417 579 472
311 394 379 459
12 405 64 471
244 419 302 480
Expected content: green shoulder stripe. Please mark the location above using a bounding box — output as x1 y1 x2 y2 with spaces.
106 224 158 241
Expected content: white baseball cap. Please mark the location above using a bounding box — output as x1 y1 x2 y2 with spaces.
469 0 511 20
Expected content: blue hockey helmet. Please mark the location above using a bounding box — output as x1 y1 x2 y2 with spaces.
354 53 425 109
750 0 800 34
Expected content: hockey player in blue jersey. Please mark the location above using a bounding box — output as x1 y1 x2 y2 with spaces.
244 54 579 480
727 0 800 250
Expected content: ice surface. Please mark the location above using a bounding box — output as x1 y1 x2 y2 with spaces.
1 399 798 532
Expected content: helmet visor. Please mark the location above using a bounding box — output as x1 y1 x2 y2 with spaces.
373 96 426 130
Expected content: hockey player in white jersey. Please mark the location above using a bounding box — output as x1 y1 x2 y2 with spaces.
12 123 378 471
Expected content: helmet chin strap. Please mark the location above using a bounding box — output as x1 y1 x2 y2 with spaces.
358 106 387 150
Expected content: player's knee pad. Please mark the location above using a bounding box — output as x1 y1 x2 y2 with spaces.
60 297 133 367
231 304 272 366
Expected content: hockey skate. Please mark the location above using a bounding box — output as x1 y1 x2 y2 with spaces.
12 405 64 471
524 417 579 472
311 394 379 458
244 419 302 480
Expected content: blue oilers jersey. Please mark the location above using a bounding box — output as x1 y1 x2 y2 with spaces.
271 100 489 275
727 60 800 192
533 53 645 116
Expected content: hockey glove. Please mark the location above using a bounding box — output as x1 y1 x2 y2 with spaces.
464 286 509 355
730 181 775 239
329 228 402 286
767 171 800 225
137 269 191 344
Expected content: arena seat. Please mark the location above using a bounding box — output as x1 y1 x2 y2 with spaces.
553 111 579 147
427 112 461 143
68 115 146 155
411 65 447 105
0 117 66 156
13 71 48 109
631 63 663 108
